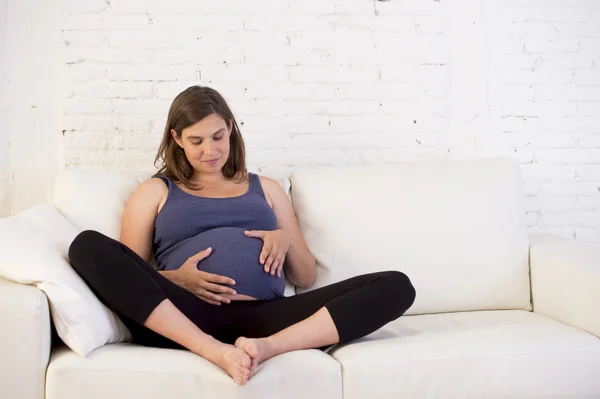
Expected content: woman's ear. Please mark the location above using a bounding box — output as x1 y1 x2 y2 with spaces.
171 129 183 148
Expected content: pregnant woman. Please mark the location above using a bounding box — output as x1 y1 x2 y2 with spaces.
68 85 416 385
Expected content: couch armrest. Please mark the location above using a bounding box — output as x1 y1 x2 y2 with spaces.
529 233 600 338
0 277 51 399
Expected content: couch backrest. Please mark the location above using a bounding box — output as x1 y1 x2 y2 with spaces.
289 157 531 315
53 168 148 241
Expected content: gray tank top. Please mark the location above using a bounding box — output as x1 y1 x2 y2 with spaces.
153 172 285 300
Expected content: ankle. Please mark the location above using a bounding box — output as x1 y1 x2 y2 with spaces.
191 334 222 358
261 337 279 359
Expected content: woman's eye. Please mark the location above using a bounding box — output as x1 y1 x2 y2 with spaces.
214 136 223 141
192 141 202 145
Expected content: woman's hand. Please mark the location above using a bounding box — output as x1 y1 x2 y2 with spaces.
244 229 290 278
160 247 237 305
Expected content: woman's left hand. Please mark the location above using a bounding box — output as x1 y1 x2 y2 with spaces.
244 229 290 278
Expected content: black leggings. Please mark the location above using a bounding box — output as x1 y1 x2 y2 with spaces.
68 230 416 348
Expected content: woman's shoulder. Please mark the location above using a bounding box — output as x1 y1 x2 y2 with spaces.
129 176 169 206
256 174 276 191
142 175 170 192
256 175 286 192
256 175 291 207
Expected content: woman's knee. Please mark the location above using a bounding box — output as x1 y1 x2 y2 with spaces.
380 270 417 309
68 229 109 266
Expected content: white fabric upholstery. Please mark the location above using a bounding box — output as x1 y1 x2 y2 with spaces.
46 343 341 399
330 310 600 399
290 157 531 315
0 277 51 399
530 235 600 339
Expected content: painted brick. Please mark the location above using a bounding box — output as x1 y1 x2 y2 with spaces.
64 98 114 114
62 14 149 30
108 31 197 49
59 0 107 14
62 31 107 47
243 15 331 32
524 37 580 53
535 148 600 164
289 66 379 84
506 6 592 22
70 81 154 99
573 70 600 86
579 38 600 54
107 65 198 81
151 15 244 32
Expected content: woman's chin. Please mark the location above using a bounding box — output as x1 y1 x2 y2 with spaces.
199 159 222 170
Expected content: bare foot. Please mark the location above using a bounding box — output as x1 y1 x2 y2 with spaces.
203 343 252 385
235 337 276 373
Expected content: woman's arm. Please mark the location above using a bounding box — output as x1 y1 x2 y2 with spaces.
259 176 317 289
120 178 167 262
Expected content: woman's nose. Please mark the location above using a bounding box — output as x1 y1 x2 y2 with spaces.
202 142 215 154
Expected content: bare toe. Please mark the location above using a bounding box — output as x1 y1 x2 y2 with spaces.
220 346 252 385
249 356 258 376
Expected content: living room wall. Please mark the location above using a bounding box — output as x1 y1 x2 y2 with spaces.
5 0 600 245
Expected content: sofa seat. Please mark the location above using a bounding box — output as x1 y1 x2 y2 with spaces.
46 343 342 399
330 310 600 399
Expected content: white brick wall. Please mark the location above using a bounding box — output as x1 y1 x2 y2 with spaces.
60 0 449 178
484 0 600 244
6 0 600 245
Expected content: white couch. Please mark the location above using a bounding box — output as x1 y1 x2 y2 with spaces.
1 157 600 399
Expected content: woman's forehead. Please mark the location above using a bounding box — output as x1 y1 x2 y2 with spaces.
182 114 228 138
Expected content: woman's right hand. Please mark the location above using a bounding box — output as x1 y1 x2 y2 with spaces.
162 247 237 305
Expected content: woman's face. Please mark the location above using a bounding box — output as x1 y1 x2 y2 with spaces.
172 113 232 176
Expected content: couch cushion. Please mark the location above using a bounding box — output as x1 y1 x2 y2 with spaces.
329 310 600 399
290 157 530 314
46 344 341 399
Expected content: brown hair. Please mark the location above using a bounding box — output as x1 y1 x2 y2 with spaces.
154 85 247 190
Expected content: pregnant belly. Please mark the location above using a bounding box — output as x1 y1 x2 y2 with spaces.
161 227 285 301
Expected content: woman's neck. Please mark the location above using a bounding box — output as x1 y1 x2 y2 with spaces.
190 171 226 185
